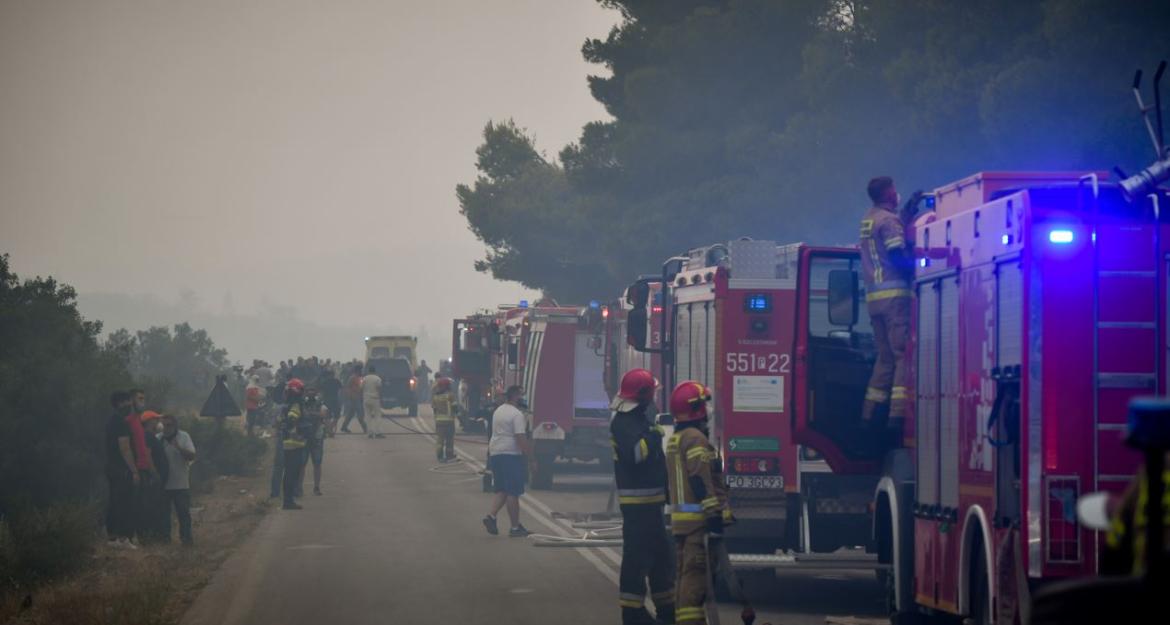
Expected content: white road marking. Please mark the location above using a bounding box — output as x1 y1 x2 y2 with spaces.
407 414 622 585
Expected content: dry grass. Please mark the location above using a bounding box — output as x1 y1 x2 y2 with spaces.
0 472 272 625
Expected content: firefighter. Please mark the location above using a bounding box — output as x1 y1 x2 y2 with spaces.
666 381 731 625
432 376 457 462
279 378 309 510
610 368 675 625
859 176 915 426
1102 452 1170 576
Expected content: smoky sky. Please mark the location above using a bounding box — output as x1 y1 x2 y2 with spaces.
0 0 615 361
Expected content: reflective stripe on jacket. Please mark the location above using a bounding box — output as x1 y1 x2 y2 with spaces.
665 426 729 535
432 391 456 422
860 206 912 302
610 406 668 507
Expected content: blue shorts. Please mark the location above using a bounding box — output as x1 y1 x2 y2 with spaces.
307 438 324 466
489 454 526 497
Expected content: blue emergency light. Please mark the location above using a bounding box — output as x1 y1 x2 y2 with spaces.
519 300 529 309
589 300 599 309
1048 229 1075 244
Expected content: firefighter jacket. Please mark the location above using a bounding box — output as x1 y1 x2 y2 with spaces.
859 206 912 304
280 401 307 451
432 390 457 422
1106 454 1170 576
610 404 668 507
666 424 731 535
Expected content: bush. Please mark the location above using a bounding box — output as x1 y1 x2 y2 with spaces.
178 417 268 492
2 503 95 589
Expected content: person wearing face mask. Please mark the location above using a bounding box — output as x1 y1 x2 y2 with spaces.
159 414 197 545
138 410 170 543
858 176 915 429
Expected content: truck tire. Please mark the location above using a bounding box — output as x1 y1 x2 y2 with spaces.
531 454 555 490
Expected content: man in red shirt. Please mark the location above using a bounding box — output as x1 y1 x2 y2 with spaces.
126 388 159 542
126 388 157 476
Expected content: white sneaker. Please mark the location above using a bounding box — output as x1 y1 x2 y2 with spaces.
122 538 139 550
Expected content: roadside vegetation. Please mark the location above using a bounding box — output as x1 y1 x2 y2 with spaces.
0 253 269 624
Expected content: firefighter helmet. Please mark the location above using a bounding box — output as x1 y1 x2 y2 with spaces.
611 368 658 412
285 378 305 397
670 381 711 423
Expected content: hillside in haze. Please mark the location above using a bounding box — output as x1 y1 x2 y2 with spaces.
78 291 449 368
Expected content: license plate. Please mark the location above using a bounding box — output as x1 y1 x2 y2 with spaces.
725 475 783 489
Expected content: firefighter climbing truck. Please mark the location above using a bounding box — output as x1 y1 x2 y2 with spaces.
626 239 882 558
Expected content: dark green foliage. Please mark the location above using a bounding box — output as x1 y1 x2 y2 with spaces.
0 254 134 514
459 0 1170 301
106 324 230 412
0 504 95 588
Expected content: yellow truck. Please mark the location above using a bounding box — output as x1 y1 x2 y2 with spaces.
364 336 419 416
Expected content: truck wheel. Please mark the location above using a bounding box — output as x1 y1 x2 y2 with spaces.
531 455 555 490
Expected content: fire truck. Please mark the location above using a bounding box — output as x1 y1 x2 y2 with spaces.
451 313 499 431
458 302 613 488
837 172 1168 624
625 239 882 557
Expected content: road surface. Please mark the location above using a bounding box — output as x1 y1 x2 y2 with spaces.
183 405 886 625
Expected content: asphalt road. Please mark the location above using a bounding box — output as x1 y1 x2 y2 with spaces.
183 405 886 625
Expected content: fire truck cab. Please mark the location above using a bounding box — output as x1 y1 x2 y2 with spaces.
848 172 1169 624
627 239 885 556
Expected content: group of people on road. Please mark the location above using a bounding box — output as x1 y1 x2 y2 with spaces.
104 389 197 549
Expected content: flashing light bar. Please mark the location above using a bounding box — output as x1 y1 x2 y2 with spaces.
519 300 529 309
589 300 600 309
1048 229 1075 244
1001 234 1011 245
918 258 928 268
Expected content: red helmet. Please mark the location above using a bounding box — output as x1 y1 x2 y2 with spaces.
670 381 711 422
434 377 452 393
285 378 305 396
612 368 658 412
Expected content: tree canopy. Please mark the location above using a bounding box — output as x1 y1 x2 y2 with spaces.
458 0 1170 302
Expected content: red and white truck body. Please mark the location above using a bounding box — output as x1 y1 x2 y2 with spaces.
860 172 1169 623
465 303 611 488
629 239 880 554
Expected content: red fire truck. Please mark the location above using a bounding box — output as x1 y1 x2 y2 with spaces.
460 302 613 488
829 172 1168 624
451 312 499 431
626 239 882 557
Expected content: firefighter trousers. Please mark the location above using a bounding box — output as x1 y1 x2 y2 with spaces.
435 420 455 460
619 505 676 624
865 296 911 420
675 530 708 625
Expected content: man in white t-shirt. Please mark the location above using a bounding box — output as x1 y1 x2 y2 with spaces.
159 415 197 546
362 365 384 439
482 385 532 537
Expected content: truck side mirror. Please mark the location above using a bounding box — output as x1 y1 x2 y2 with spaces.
656 412 674 426
828 269 859 327
507 342 519 370
627 307 648 351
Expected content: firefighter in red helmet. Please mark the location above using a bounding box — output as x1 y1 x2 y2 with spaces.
610 368 675 625
279 378 308 510
859 176 916 428
666 381 731 625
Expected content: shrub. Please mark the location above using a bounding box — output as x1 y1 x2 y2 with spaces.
3 503 95 589
178 416 268 492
